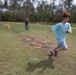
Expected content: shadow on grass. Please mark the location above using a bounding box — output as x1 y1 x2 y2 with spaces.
25 56 54 73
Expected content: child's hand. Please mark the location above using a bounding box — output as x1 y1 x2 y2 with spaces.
46 34 50 38
66 30 70 33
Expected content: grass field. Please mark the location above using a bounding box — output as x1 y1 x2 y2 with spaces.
0 22 76 75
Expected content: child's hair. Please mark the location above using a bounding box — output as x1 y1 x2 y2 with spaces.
62 11 71 18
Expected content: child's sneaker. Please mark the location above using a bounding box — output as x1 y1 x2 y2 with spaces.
48 51 54 56
54 49 58 56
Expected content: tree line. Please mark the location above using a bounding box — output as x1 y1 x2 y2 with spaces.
0 0 76 23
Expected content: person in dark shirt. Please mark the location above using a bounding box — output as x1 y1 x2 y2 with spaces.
24 18 29 30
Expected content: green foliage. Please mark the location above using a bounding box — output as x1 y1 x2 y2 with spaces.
0 0 76 22
1 12 9 21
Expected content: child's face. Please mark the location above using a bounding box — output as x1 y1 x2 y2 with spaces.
63 17 70 22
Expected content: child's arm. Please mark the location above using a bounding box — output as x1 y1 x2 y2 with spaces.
66 30 71 33
66 24 72 34
47 29 52 37
47 23 59 37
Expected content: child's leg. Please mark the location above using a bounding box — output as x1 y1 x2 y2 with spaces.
56 47 67 51
56 41 68 51
53 42 67 56
50 42 68 56
50 46 59 56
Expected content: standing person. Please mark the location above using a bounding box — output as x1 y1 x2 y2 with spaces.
47 11 72 56
24 18 29 30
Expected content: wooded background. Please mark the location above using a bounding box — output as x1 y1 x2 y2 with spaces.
0 0 76 22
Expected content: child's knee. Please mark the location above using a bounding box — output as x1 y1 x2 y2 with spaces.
64 48 68 50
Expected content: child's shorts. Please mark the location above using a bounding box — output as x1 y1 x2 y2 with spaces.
58 41 68 49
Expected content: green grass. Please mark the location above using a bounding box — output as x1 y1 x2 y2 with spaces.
0 22 76 75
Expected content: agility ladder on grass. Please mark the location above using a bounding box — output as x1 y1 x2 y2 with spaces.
18 35 53 48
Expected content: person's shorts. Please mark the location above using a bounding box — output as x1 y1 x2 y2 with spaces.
58 41 68 49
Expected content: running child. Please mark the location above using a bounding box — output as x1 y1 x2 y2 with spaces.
47 11 72 56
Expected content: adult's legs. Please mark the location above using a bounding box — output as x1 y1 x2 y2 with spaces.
25 23 29 30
